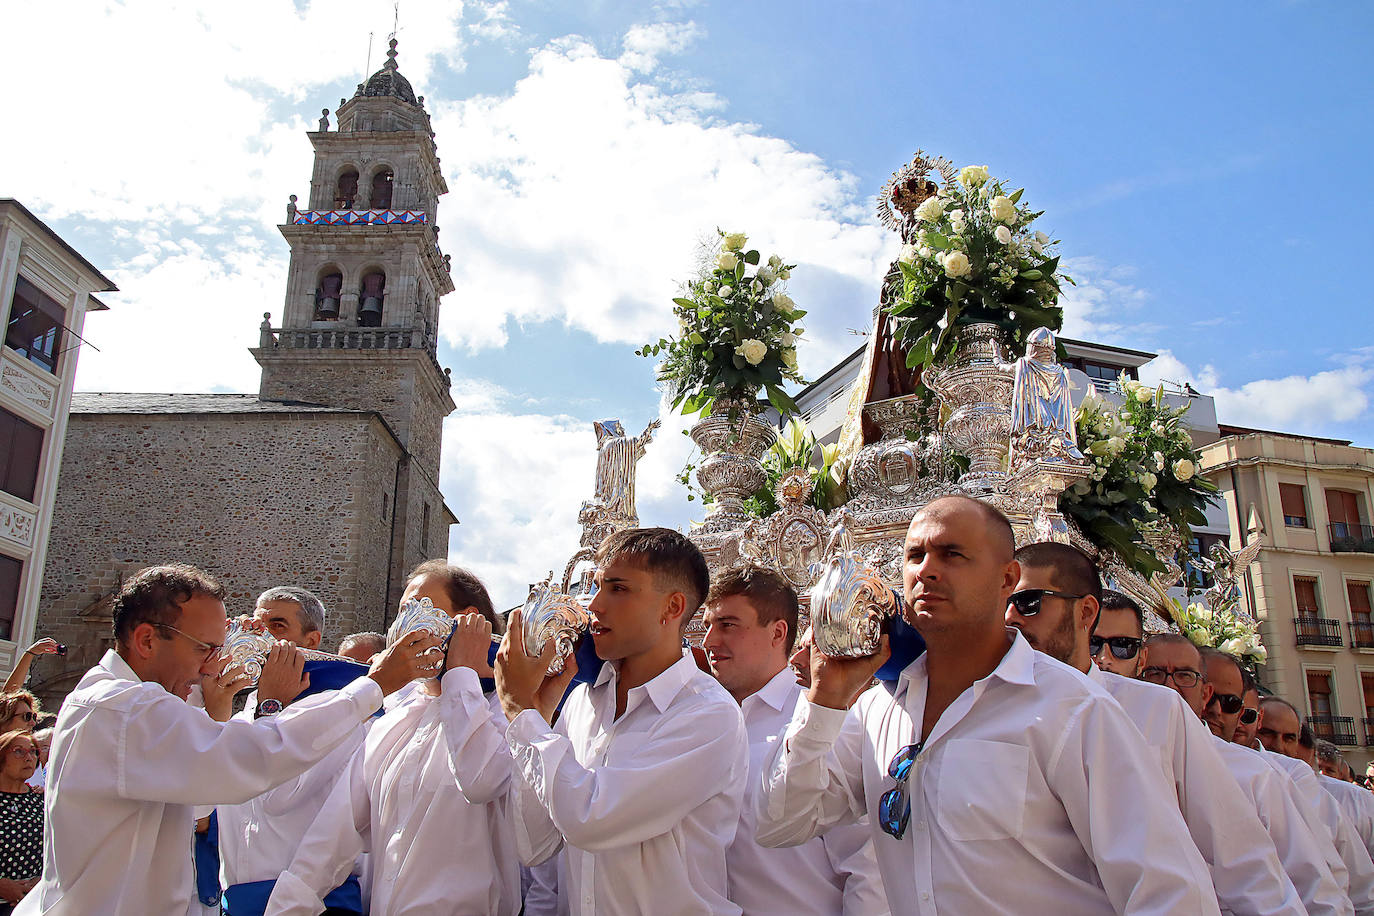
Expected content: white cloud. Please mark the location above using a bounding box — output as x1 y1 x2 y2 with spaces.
1057 256 1150 344
428 35 891 373
620 21 703 72
1140 348 1373 434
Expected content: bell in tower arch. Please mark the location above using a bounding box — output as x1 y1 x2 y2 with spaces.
315 270 343 319
359 271 386 327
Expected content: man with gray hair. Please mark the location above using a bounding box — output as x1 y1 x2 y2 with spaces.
337 633 386 665
254 587 327 651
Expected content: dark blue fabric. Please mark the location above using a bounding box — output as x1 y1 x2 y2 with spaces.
479 640 499 694
222 874 362 916
193 811 220 906
300 658 370 697
876 591 926 683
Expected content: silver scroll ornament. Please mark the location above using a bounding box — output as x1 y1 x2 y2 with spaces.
388 596 456 645
521 575 591 676
808 529 899 658
222 621 364 684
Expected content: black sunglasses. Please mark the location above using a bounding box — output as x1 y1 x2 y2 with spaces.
1089 635 1142 660
1239 707 1259 726
1008 589 1085 617
878 740 924 840
1209 692 1245 715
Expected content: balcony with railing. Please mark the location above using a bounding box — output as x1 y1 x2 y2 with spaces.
1364 718 1374 747
1308 715 1358 747
1294 615 1344 648
257 323 449 385
1330 523 1374 554
1350 620 1374 650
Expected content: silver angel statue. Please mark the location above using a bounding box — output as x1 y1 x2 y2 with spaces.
1196 537 1264 616
590 417 660 524
1009 327 1084 466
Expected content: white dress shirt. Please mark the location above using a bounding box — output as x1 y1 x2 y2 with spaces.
267 668 520 916
1210 736 1351 916
757 629 1221 915
1265 750 1374 912
17 650 383 916
1322 774 1374 859
506 651 749 916
731 669 888 916
1085 667 1303 915
216 719 368 889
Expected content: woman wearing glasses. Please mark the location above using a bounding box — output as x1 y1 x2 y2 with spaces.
0 696 39 738
0 731 43 914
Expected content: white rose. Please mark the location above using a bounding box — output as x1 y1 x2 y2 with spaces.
778 268 791 280
781 347 798 369
750 279 763 294
1123 379 1144 395
979 184 992 199
1153 451 1166 471
735 339 767 365
1173 459 1196 481
942 250 971 278
767 254 782 269
918 246 932 258
702 280 716 292
1133 386 1154 404
1140 471 1157 491
898 243 918 264
772 292 795 311
915 196 945 222
1219 637 1246 656
1034 231 1049 245
994 225 1012 244
781 332 796 347
1029 239 1045 255
989 195 1017 223
718 285 734 298
722 232 747 251
949 208 965 223
958 164 990 187
717 252 738 271
1107 436 1126 455
757 266 776 285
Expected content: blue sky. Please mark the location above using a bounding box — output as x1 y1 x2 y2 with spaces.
3 0 1370 604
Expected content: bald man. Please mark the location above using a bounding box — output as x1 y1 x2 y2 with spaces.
757 496 1220 914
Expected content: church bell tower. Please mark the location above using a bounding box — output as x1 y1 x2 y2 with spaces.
252 39 457 610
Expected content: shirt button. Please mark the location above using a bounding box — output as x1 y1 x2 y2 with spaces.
921 892 930 901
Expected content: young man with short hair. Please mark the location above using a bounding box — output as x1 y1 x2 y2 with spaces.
496 528 749 916
1009 541 1303 915
1091 589 1146 677
18 564 436 916
756 496 1220 913
702 564 886 915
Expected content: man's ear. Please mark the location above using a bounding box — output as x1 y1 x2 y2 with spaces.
1000 559 1021 597
1078 596 1100 633
771 618 789 649
1200 683 1215 707
661 591 688 629
302 630 323 650
128 622 159 661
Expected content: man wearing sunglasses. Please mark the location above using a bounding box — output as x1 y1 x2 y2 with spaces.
1090 590 1147 677
1153 638 1352 915
1235 680 1263 749
18 564 441 916
1008 542 1304 916
1258 696 1374 912
756 495 1219 914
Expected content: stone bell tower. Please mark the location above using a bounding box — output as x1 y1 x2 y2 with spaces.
252 38 457 609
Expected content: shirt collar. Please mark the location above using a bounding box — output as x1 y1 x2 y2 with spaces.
1085 661 1105 684
591 649 699 713
101 649 140 683
897 627 1036 693
747 667 798 712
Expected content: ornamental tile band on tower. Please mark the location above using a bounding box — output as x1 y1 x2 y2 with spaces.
30 41 459 709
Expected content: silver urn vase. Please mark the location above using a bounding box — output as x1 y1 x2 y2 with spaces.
690 397 776 535
923 322 1015 494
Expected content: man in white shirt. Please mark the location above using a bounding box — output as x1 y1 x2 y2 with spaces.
1151 638 1351 915
496 527 749 916
1316 740 1374 859
269 562 522 916
1008 541 1303 915
701 564 887 916
756 495 1220 914
17 563 437 916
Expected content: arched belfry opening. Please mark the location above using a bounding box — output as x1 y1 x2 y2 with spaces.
359 270 386 326
335 170 359 209
370 168 394 210
314 267 343 320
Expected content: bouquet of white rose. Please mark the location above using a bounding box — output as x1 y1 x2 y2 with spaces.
640 229 806 416
1169 598 1268 667
1061 375 1219 579
883 164 1070 373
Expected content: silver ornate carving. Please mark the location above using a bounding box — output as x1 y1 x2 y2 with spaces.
808 519 899 657
690 399 776 535
222 621 365 684
521 574 591 675
739 468 830 589
1196 536 1264 621
923 323 1015 493
388 596 455 644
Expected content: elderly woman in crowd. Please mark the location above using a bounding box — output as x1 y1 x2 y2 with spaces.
0 730 43 913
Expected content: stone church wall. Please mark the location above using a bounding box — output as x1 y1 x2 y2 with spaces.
30 409 402 706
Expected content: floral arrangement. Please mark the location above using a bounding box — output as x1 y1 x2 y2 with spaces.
745 418 844 516
1168 598 1268 667
1060 375 1219 579
884 163 1070 373
639 230 807 416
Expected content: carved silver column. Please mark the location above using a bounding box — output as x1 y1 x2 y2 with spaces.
923 323 1015 494
690 398 775 535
